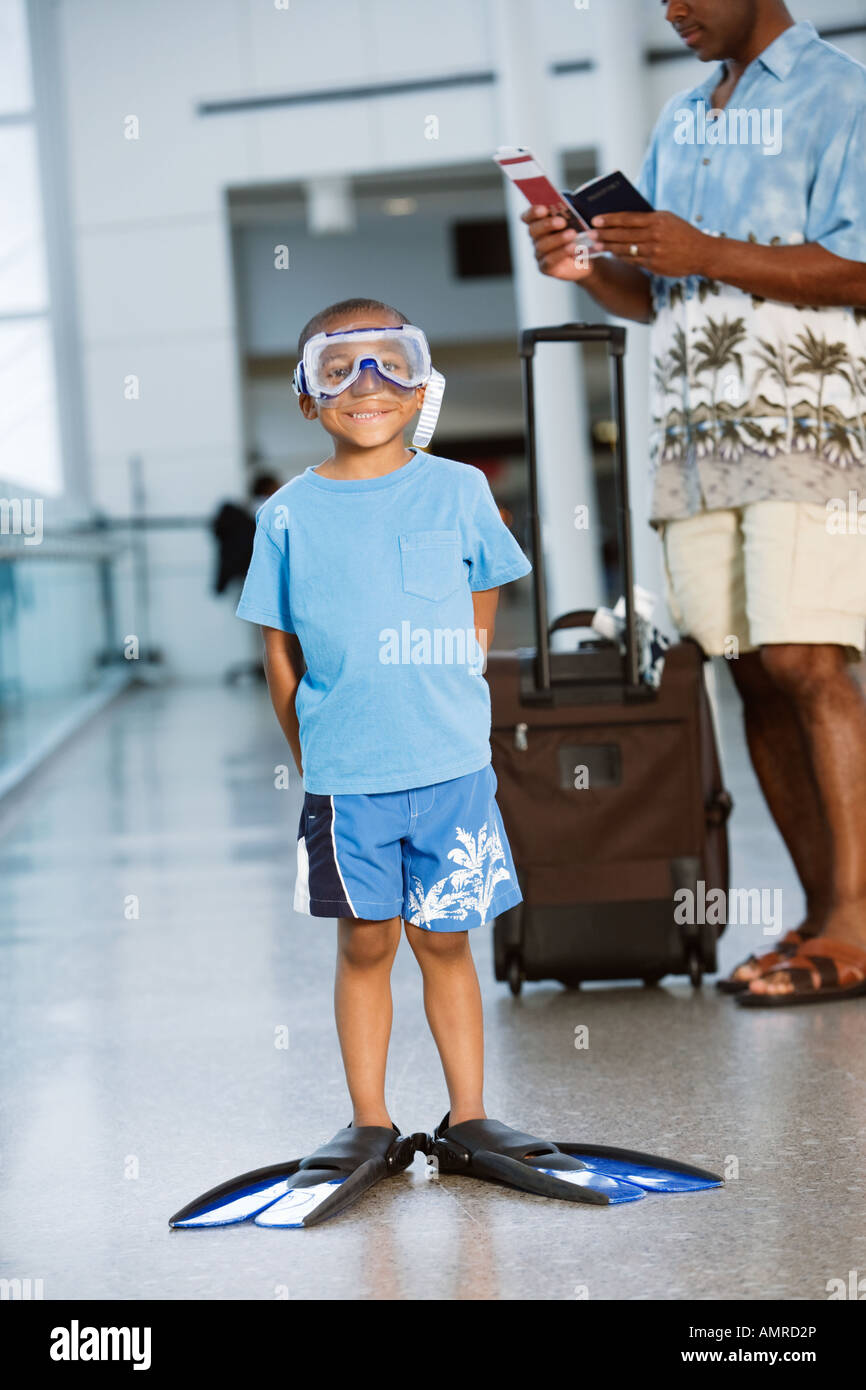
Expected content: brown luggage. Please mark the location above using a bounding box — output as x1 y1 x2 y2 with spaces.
489 324 731 993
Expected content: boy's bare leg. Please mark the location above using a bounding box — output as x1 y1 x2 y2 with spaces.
335 916 402 1128
404 923 485 1125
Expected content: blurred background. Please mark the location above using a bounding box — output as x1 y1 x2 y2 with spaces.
1 0 864 785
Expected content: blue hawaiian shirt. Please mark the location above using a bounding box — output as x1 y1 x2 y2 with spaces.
635 19 866 522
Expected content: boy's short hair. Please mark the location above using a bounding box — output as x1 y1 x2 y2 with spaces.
297 298 409 356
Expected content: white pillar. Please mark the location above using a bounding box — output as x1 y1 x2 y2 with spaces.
492 0 605 627
593 0 666 614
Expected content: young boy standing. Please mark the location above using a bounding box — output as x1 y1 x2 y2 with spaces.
238 296 530 1146
169 298 723 1228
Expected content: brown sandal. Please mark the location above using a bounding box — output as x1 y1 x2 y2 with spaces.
737 938 866 1008
716 929 808 994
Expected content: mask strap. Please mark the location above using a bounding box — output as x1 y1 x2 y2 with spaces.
412 370 445 449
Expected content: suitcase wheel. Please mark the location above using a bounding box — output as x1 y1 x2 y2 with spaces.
506 954 524 997
687 946 703 989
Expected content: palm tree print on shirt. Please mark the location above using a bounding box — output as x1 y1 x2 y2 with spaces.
790 326 854 458
822 419 861 468
646 237 866 518
843 320 866 459
652 325 695 463
407 821 512 928
693 316 747 443
650 298 865 473
653 353 681 461
752 336 798 454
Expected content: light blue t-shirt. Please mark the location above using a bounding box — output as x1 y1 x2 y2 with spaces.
236 449 532 794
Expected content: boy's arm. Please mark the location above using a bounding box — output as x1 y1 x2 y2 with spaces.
472 587 499 671
261 625 305 778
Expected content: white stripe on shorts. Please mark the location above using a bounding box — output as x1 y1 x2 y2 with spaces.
329 795 358 917
294 835 311 914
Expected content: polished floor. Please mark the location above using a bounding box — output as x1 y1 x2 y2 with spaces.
1 666 864 1301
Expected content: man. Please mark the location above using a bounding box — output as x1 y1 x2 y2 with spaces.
524 1 866 1005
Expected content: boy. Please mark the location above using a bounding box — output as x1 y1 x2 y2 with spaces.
243 298 527 1150
168 299 723 1228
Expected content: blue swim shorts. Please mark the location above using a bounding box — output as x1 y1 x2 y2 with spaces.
293 762 523 931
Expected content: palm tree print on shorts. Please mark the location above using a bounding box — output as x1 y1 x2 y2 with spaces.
407 822 512 928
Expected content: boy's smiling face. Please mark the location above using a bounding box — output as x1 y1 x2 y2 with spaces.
298 307 426 450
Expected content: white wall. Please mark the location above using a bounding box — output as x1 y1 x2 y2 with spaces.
234 203 518 357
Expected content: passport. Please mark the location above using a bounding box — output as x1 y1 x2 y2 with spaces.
564 170 653 227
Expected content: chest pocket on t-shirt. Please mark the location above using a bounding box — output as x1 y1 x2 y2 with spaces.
398 530 463 601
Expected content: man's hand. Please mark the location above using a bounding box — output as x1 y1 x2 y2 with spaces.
520 203 654 322
521 205 596 282
590 211 710 278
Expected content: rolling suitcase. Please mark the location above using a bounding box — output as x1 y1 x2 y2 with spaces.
488 323 732 994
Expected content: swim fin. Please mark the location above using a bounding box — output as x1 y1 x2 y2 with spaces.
168 1123 416 1229
563 1142 724 1194
428 1115 723 1206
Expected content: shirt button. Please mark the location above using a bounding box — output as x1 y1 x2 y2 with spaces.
702 157 710 165
695 214 703 223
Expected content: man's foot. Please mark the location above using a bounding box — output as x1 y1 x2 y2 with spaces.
716 923 821 994
739 906 866 1005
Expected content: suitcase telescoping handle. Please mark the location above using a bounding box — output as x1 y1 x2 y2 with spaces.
519 322 640 696
549 610 598 633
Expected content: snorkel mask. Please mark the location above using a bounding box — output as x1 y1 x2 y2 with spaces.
292 324 446 448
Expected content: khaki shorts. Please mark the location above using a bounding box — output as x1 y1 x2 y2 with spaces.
660 501 866 660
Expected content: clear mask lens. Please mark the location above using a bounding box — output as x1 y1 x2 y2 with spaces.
294 324 445 445
303 328 429 401
317 355 417 408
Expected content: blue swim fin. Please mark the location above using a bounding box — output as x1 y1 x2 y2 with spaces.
428 1117 723 1206
168 1124 415 1229
559 1142 724 1193
430 1116 645 1205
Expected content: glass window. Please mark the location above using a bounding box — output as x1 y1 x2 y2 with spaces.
0 125 49 314
0 319 62 494
0 0 33 117
0 0 62 494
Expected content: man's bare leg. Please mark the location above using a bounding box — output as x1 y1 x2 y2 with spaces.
726 651 832 983
334 916 402 1127
404 923 485 1125
745 644 866 997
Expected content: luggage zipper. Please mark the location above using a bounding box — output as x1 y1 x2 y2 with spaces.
514 722 528 751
